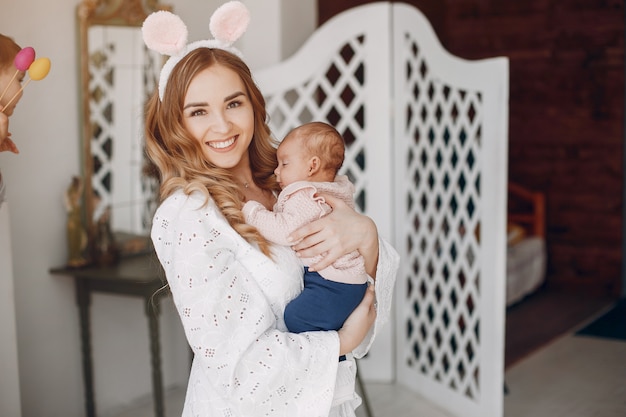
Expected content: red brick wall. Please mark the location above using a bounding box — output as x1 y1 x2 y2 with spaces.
320 0 624 296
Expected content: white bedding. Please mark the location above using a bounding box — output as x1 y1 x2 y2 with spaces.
506 236 546 306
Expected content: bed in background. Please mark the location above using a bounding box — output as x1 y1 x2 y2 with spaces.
506 182 547 306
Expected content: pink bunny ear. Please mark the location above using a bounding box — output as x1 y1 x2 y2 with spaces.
209 1 250 44
143 2 251 101
142 10 188 56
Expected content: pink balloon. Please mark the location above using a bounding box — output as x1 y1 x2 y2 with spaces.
14 47 36 71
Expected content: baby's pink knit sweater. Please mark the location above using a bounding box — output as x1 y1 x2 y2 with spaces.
242 175 368 284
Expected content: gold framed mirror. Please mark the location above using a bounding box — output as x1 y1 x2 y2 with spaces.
77 0 170 259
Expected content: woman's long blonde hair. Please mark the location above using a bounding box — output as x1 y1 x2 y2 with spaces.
145 48 280 256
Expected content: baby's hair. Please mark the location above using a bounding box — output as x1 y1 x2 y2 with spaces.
284 121 345 176
0 34 21 71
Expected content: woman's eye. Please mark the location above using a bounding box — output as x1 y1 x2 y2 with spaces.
189 109 205 117
227 100 242 109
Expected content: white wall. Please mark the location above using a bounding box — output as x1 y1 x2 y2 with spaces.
238 0 317 70
0 204 22 417
1 2 86 416
0 1 314 416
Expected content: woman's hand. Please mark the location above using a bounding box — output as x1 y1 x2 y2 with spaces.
288 194 379 276
338 285 376 355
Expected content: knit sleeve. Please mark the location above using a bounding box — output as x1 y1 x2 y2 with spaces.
151 192 340 416
242 186 327 246
352 238 400 358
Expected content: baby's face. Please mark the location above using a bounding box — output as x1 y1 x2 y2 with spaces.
274 137 311 189
0 66 25 115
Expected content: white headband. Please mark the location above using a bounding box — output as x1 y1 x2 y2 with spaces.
142 1 250 101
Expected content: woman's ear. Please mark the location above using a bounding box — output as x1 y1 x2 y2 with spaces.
308 156 321 176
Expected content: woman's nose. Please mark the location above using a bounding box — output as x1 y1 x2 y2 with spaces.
210 111 230 133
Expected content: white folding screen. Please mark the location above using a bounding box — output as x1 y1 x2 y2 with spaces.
254 3 509 416
253 3 395 381
392 4 509 417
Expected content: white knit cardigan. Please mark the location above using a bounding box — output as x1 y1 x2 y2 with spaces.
151 189 399 417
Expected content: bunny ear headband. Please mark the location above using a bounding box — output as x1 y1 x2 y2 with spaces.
142 1 250 101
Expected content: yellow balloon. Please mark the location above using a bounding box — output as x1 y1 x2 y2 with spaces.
28 57 51 81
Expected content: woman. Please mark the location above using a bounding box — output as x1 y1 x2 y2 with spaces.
144 6 399 417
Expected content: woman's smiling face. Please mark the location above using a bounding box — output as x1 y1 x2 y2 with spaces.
182 63 255 170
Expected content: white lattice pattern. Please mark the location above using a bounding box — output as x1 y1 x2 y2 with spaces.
400 33 484 400
254 4 394 382
88 37 114 213
140 48 161 232
263 36 369 212
393 4 508 417
88 26 158 234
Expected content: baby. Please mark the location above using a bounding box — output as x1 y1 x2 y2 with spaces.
0 34 25 205
243 121 369 344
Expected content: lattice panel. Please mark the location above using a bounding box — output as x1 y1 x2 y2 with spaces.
88 27 158 234
88 39 115 213
140 48 160 232
393 3 508 416
400 31 484 399
254 3 394 382
263 37 368 212
256 3 506 415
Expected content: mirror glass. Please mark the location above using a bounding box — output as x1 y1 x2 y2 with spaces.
78 0 169 255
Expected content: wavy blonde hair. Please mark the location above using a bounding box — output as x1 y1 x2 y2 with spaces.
145 48 280 257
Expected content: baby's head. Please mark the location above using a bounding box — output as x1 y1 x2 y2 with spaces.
0 34 20 71
274 122 345 189
0 34 23 115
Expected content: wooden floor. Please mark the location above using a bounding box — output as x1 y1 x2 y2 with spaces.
504 286 614 368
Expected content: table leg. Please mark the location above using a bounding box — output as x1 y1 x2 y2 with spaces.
146 297 164 417
76 280 96 417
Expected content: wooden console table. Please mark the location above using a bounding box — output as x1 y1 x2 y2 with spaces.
50 253 169 417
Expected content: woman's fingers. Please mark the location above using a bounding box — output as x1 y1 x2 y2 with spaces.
287 192 379 274
337 285 376 355
288 194 351 264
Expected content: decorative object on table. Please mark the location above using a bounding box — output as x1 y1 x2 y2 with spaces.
94 205 119 266
64 176 89 268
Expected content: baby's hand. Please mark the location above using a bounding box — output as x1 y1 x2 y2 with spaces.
0 107 18 154
0 135 19 154
0 107 18 153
